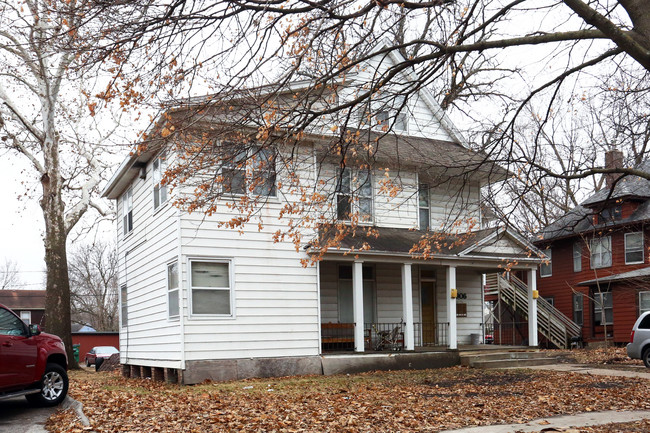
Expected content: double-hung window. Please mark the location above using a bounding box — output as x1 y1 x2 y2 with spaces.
419 184 430 230
222 144 276 197
573 293 583 326
640 292 650 315
590 237 612 268
167 261 179 318
573 242 582 272
120 284 128 328
336 168 372 222
153 156 168 210
540 249 552 277
190 260 232 316
625 232 644 264
593 291 613 326
122 189 133 236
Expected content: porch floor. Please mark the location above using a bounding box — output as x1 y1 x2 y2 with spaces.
322 344 532 356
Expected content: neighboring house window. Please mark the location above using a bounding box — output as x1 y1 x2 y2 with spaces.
590 237 612 268
598 205 622 224
120 284 128 328
168 261 179 318
573 242 582 272
573 293 583 326
336 168 372 222
222 145 276 197
190 260 232 316
20 311 31 325
640 291 650 315
625 232 644 264
122 189 133 236
540 249 552 277
593 291 613 326
153 155 168 210
419 184 430 230
542 296 554 307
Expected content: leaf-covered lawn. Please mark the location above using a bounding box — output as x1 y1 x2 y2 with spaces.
48 366 650 432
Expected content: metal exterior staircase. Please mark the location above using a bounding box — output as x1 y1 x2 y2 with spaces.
485 273 582 349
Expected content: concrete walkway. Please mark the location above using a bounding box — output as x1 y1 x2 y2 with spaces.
525 363 650 380
439 410 650 433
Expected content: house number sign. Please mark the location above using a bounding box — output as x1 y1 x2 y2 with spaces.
457 292 467 300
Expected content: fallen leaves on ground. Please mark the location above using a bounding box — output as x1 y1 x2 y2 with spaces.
549 347 644 367
577 419 650 432
47 367 650 432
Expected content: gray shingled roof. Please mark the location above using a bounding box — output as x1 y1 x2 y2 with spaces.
0 290 46 310
537 160 650 242
582 159 650 206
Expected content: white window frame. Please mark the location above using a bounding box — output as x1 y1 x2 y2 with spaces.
153 155 168 210
122 188 133 236
625 232 644 264
573 242 582 272
593 291 613 326
336 168 373 223
640 291 650 315
540 249 552 277
120 284 128 328
167 261 179 319
188 258 235 318
221 145 276 197
418 183 430 230
20 311 31 325
590 237 612 269
573 293 583 326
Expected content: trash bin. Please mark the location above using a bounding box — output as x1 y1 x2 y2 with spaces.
72 344 80 363
470 333 481 345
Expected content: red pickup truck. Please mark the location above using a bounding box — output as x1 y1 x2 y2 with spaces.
0 303 68 406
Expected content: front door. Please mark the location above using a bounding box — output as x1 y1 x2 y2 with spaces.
421 281 437 345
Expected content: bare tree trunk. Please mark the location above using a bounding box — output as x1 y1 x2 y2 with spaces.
41 161 76 368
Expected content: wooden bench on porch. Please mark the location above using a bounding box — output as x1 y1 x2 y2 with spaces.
321 323 373 351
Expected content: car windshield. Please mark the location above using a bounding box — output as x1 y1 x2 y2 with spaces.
95 346 119 354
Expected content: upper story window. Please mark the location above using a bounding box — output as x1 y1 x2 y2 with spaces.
625 232 644 264
167 261 179 318
573 242 582 272
336 168 372 222
190 260 232 316
222 145 276 197
590 236 612 268
122 188 133 236
598 205 622 224
540 249 552 277
418 184 430 230
153 155 168 210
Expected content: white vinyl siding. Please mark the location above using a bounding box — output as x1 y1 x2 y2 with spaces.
590 237 612 269
153 156 168 210
625 232 644 264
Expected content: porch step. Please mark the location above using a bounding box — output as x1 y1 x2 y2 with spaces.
461 351 559 369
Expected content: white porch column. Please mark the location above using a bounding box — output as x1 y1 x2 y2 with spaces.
401 263 415 351
446 266 458 350
527 268 539 347
353 261 365 352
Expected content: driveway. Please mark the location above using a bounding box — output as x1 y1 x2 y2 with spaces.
0 396 59 433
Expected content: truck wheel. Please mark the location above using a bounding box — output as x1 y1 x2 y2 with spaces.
25 363 69 407
643 347 650 368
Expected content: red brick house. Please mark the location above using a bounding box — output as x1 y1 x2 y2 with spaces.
535 153 650 345
0 289 46 327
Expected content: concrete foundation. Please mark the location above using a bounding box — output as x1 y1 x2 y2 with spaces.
120 351 461 385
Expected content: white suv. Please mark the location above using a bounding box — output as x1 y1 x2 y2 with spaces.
627 311 650 368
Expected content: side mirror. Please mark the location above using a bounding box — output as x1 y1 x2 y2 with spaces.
28 324 41 336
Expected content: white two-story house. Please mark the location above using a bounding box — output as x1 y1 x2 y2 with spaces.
102 49 543 384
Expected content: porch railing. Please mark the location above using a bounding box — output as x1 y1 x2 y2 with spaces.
321 322 449 352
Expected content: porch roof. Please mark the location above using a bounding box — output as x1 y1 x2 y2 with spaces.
577 266 650 286
310 226 542 265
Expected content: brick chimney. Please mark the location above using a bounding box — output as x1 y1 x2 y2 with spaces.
604 149 624 189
